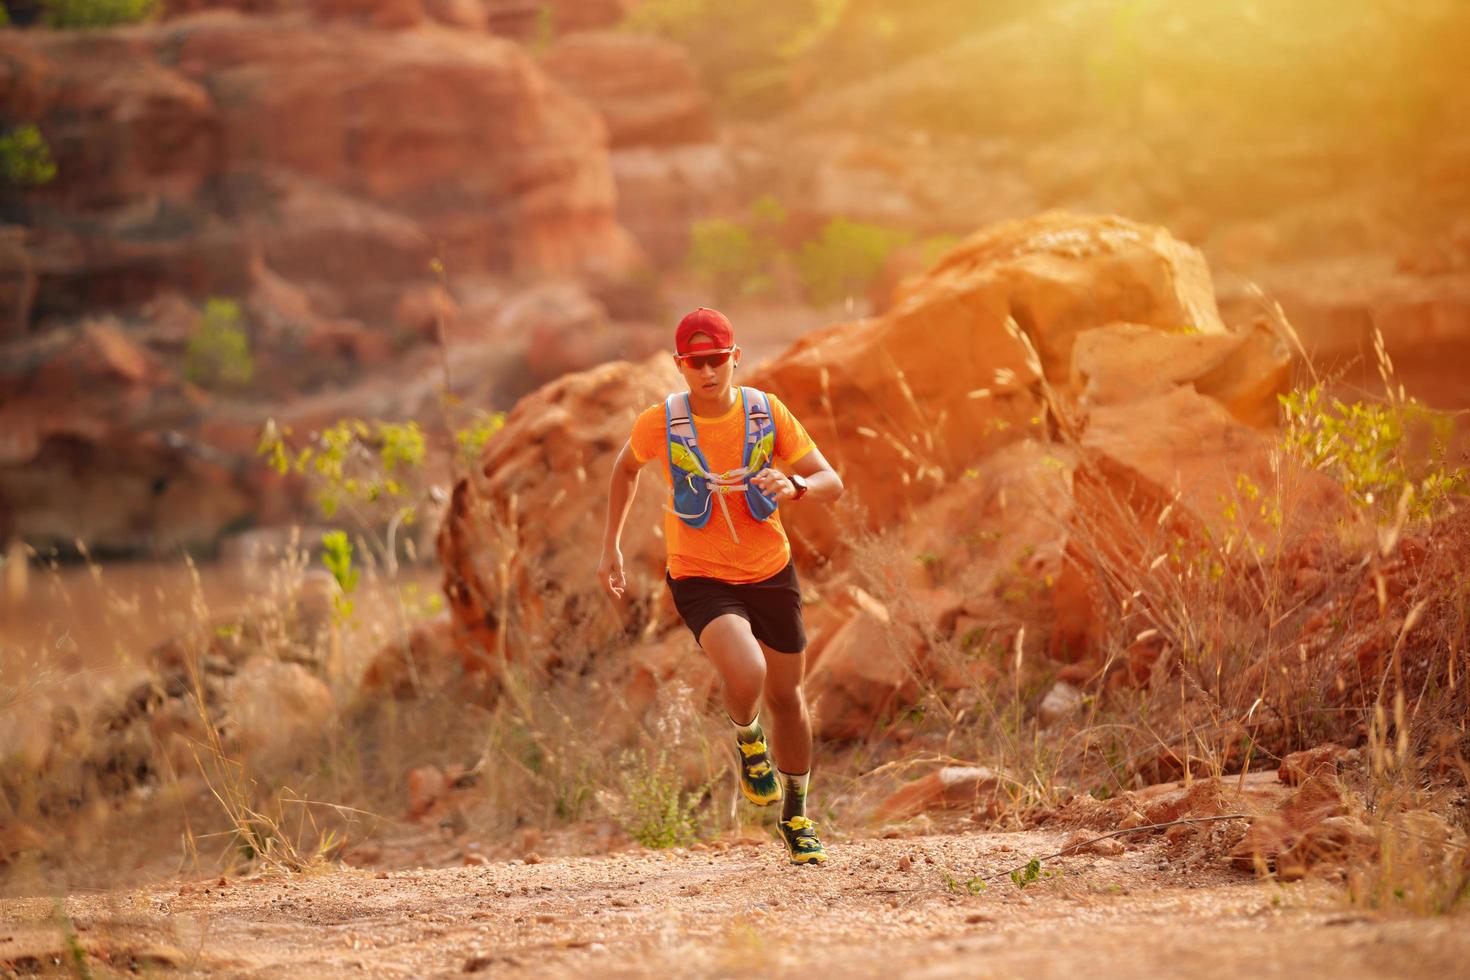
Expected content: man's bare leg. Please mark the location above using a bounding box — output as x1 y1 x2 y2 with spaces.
760 641 826 863
698 614 766 724
759 642 811 777
699 614 782 806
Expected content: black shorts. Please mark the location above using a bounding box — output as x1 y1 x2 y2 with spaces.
665 562 807 654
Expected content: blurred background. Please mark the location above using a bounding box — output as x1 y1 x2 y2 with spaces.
2 0 1468 566
1 0 1468 893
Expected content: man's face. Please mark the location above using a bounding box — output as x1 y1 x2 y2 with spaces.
674 331 740 398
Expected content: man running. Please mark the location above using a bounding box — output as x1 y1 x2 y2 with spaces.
596 308 844 865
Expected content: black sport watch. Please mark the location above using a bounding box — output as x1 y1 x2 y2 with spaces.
790 474 809 501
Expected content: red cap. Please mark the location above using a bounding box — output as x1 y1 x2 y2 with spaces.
675 307 735 354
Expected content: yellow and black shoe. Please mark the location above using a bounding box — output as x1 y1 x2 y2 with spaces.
736 738 783 807
778 816 828 865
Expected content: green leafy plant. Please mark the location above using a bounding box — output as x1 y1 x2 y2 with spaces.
1010 856 1042 889
1280 384 1467 520
942 871 987 895
686 199 919 307
686 196 787 301
687 220 763 299
0 124 58 188
320 530 359 620
41 0 158 28
258 410 501 595
456 409 507 469
261 418 426 523
613 745 709 849
795 217 913 306
184 298 254 390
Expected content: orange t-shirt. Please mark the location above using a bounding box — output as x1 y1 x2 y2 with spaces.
630 390 816 583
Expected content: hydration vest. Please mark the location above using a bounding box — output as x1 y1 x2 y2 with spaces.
664 387 779 543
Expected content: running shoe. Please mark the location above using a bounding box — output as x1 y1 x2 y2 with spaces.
778 815 828 865
736 737 783 807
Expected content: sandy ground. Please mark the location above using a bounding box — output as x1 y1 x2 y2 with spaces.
3 827 1465 979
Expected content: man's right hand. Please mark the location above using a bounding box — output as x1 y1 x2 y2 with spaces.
596 546 627 601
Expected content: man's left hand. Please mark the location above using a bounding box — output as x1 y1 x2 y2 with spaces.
751 468 795 501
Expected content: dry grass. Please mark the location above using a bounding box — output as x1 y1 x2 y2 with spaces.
0 521 748 896
815 315 1469 910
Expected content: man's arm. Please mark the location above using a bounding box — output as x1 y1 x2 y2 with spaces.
750 447 843 504
596 439 644 600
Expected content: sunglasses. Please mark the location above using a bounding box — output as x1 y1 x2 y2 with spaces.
675 347 735 369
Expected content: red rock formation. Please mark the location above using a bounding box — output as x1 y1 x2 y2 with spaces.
748 212 1229 558
0 15 637 324
0 10 661 549
541 32 712 148
0 229 35 342
0 321 257 552
541 29 732 263
436 356 681 670
484 0 634 39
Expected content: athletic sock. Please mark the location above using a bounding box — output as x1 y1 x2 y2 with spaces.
780 770 810 823
730 713 763 744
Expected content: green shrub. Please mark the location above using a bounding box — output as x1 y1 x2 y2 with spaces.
612 745 708 849
1280 384 1468 520
41 0 158 28
320 530 359 620
795 217 912 306
455 409 507 469
260 412 501 525
184 298 254 391
686 195 789 301
687 219 765 300
0 124 57 188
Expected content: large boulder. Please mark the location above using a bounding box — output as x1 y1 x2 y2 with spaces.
1046 384 1349 660
1070 321 1290 429
169 17 636 277
805 600 921 740
1081 385 1345 544
307 0 427 29
747 212 1228 557
436 356 681 667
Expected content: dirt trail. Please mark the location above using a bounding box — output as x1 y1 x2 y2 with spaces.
3 827 1464 979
